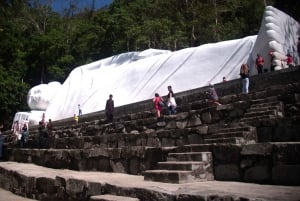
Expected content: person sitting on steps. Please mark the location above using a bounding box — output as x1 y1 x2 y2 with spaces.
208 83 222 106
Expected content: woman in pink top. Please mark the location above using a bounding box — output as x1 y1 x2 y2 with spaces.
153 93 164 119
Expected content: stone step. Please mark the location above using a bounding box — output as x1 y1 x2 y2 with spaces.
240 115 278 123
250 101 282 109
247 105 283 113
167 152 212 162
204 131 256 141
90 194 139 201
204 137 252 144
217 126 254 133
157 161 207 171
243 109 279 118
174 144 212 153
143 169 214 184
250 96 278 104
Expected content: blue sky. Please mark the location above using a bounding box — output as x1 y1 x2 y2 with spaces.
49 0 113 13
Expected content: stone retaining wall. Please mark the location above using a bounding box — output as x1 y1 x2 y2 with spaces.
176 142 300 185
4 142 300 185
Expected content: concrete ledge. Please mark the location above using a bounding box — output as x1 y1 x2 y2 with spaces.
1 161 300 201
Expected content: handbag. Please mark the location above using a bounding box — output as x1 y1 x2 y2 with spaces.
168 97 177 107
158 100 165 107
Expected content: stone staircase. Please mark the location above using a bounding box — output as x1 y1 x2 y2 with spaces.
144 151 214 183
0 67 300 200
143 123 257 183
203 125 257 144
240 96 284 125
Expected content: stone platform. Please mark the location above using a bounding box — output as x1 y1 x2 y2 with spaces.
0 161 300 201
0 188 37 201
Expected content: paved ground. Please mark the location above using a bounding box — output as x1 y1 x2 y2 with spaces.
0 188 36 201
0 161 300 201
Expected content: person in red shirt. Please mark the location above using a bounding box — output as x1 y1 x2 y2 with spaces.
153 93 164 119
283 53 293 68
255 54 264 74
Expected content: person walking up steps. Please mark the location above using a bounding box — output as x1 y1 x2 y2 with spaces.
105 94 114 123
167 86 177 115
240 63 250 94
153 93 164 121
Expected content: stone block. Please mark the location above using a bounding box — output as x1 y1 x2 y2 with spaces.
173 128 189 138
129 157 139 175
176 112 189 120
118 138 126 147
241 143 272 156
98 158 111 171
135 137 147 147
176 120 187 129
110 161 126 173
82 148 109 158
244 165 271 183
187 134 203 144
86 158 100 171
201 112 211 123
156 130 171 138
161 138 175 147
212 144 241 163
86 182 103 196
175 138 185 146
272 143 300 165
165 121 177 129
216 104 234 111
192 125 208 134
214 164 240 180
65 178 86 194
122 146 148 158
273 125 299 142
256 127 273 142
229 108 244 119
272 165 300 185
107 148 122 159
187 114 202 127
146 137 161 147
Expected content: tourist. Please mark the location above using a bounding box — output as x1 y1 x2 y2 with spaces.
73 114 79 125
222 76 227 82
240 63 250 94
11 120 21 142
255 54 264 74
105 94 114 123
78 104 82 117
297 37 300 58
0 124 3 158
208 83 222 106
20 123 28 148
46 119 53 136
284 53 294 68
269 51 276 72
41 113 46 127
153 93 164 119
38 121 48 148
167 85 177 115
